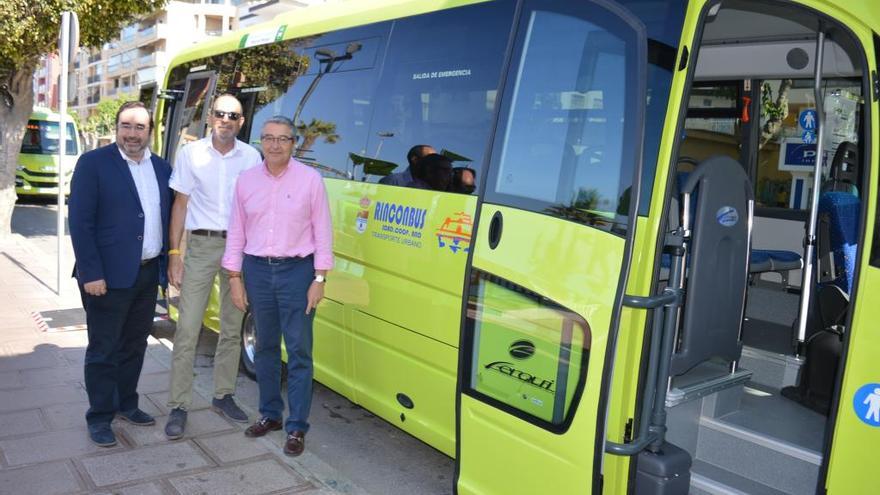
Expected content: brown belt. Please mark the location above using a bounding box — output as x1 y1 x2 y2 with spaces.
191 229 227 239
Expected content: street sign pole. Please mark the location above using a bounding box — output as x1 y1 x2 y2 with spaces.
57 11 79 296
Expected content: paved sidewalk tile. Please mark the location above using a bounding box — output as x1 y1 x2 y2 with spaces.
0 370 23 389
135 371 171 395
119 409 237 447
19 365 82 387
93 482 164 495
168 458 310 495
79 441 214 487
0 460 83 495
145 390 211 415
0 349 63 372
0 426 123 466
195 432 274 464
0 410 47 439
41 401 91 430
0 384 86 413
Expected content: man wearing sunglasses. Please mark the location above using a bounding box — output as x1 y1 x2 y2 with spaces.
164 94 261 440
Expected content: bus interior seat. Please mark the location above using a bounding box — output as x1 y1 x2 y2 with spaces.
816 141 860 294
782 142 859 415
669 155 752 377
660 169 800 281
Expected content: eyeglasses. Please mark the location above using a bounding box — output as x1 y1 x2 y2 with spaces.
118 123 147 132
213 110 242 120
261 135 294 145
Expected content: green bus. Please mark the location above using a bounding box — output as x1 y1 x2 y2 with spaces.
15 107 80 198
158 0 880 493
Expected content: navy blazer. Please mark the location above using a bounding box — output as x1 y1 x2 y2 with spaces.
69 143 172 289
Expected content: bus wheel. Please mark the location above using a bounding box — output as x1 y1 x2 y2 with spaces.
240 311 257 380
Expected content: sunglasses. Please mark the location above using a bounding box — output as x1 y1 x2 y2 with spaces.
213 110 242 120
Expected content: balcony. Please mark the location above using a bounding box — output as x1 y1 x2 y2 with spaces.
87 95 100 105
87 74 101 84
138 53 156 67
138 25 156 39
88 53 102 64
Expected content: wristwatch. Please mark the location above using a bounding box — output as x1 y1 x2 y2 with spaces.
314 274 326 283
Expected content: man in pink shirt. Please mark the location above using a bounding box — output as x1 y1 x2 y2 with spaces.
222 116 333 457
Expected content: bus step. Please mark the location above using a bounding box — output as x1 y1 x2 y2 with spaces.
695 416 821 494
691 460 789 495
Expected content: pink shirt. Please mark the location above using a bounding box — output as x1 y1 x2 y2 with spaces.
222 158 333 272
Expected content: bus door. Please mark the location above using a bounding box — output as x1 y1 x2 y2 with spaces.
165 71 217 164
456 1 647 493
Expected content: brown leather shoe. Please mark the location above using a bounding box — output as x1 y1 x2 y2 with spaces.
244 417 282 438
283 430 306 457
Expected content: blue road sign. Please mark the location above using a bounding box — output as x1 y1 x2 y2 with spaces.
853 383 880 427
802 130 816 144
799 109 817 130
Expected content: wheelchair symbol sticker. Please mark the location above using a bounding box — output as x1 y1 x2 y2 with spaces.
853 383 880 427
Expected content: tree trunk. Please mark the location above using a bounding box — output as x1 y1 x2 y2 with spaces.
0 68 35 239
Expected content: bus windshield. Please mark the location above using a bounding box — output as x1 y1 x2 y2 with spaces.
20 120 78 156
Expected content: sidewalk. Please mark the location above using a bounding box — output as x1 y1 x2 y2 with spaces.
0 233 367 495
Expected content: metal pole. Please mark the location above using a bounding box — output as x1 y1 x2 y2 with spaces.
57 12 70 296
795 29 826 348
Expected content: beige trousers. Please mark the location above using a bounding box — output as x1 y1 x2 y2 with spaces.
167 233 243 409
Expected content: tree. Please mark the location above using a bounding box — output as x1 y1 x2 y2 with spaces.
294 118 339 159
0 0 166 238
81 97 133 150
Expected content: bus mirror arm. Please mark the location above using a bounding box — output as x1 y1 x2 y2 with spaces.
606 231 686 456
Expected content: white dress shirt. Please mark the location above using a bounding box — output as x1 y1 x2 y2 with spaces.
118 146 162 260
169 135 261 231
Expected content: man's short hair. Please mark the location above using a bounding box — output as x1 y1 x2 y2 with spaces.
406 144 433 166
115 101 154 130
262 116 296 137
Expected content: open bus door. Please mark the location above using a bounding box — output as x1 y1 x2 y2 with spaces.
455 1 648 493
165 71 217 164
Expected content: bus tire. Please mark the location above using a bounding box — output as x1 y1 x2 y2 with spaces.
240 310 257 380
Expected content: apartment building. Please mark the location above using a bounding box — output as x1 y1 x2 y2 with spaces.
33 54 61 110
71 0 240 120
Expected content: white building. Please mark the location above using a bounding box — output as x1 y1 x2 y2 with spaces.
72 0 240 120
237 0 337 28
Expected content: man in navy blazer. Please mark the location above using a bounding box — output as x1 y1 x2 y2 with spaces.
69 101 172 447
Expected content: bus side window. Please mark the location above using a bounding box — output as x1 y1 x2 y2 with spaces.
361 1 517 190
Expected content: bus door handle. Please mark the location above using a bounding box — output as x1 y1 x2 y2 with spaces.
488 211 503 249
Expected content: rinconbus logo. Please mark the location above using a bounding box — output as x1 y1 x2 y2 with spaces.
509 340 535 360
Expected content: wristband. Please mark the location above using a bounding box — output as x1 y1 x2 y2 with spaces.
168 249 181 256
227 271 242 279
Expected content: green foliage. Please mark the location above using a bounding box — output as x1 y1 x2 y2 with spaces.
0 0 166 72
83 96 132 136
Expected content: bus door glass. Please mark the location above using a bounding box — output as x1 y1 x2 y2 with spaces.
166 71 217 164
456 0 647 493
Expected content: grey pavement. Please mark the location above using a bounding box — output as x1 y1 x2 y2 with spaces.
0 203 453 495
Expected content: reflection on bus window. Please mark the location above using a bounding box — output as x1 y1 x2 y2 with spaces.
362 1 516 186
21 120 78 155
486 1 644 232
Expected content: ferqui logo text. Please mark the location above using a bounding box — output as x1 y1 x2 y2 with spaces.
484 361 555 393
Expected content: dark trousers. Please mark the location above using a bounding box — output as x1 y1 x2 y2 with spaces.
243 254 315 433
80 258 158 426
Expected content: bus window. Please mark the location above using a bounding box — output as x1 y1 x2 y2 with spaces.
21 120 78 155
466 271 590 427
755 79 861 212
362 1 516 188
484 2 643 232
167 71 216 164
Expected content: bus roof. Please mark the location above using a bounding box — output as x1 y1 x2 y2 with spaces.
29 107 69 122
165 0 489 72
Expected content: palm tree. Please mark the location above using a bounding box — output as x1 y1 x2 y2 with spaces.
294 118 339 158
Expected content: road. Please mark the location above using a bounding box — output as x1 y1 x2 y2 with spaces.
11 200 455 495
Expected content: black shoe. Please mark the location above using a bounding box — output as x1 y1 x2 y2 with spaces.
117 408 156 426
212 394 248 423
165 408 187 440
88 423 117 447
